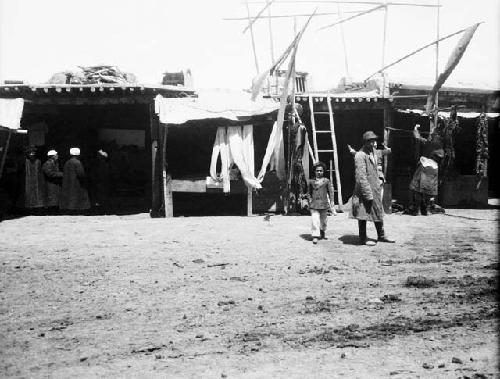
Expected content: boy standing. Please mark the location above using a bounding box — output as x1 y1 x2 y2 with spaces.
308 161 336 244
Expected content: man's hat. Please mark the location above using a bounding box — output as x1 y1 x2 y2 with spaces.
47 150 57 156
362 131 378 142
69 147 80 156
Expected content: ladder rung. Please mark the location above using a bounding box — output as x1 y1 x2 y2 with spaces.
317 149 334 152
315 130 331 133
313 112 330 114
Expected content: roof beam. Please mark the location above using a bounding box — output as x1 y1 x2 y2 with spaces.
224 10 362 20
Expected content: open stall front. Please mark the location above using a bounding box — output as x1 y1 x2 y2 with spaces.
153 90 280 217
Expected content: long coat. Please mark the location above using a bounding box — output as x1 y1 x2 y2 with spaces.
22 159 45 209
59 157 90 210
350 146 384 222
42 158 63 207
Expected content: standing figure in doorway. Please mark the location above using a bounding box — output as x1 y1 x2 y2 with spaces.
90 149 113 214
350 131 395 246
60 147 90 214
408 124 444 215
42 150 63 214
19 147 45 214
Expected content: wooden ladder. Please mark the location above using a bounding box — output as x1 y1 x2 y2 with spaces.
308 94 343 209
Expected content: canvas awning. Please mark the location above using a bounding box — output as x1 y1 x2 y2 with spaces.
0 98 24 130
154 89 279 125
396 108 499 119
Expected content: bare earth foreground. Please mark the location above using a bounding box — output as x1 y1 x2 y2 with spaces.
0 209 498 378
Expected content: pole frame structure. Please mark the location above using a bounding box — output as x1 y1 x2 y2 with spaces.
246 0 261 74
381 1 388 97
433 0 440 133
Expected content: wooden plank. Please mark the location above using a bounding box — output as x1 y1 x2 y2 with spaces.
162 124 173 217
171 179 207 193
327 94 343 209
165 174 173 217
308 95 319 162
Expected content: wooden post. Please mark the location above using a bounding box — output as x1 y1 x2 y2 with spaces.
247 187 253 216
329 159 335 208
383 103 393 179
149 104 162 216
0 130 12 180
383 104 393 213
326 95 343 210
161 124 173 217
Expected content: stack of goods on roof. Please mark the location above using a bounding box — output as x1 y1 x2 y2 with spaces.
47 65 137 85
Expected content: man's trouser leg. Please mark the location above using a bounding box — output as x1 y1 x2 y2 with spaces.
319 209 328 239
375 221 395 243
358 220 367 244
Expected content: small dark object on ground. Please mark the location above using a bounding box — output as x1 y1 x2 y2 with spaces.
405 276 436 288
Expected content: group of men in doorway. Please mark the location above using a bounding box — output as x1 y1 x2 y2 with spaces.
18 146 111 215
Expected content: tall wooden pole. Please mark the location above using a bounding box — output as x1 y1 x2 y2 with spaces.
246 0 260 74
337 4 350 79
381 1 388 97
433 0 440 132
267 0 275 95
267 0 275 62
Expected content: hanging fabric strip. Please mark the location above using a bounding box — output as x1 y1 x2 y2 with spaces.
210 127 231 192
242 125 255 177
227 127 262 190
257 121 286 182
302 131 310 180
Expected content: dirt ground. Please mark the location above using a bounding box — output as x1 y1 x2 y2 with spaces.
0 208 498 378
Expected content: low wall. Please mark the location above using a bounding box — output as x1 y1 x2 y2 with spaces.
441 175 488 207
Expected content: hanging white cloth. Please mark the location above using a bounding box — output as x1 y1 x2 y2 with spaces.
0 98 24 130
242 125 255 177
210 125 262 193
257 121 286 182
227 126 262 190
210 127 231 192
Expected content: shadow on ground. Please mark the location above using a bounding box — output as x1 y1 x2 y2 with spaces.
338 234 361 245
299 234 313 241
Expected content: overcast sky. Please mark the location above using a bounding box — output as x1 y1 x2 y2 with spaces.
0 0 498 90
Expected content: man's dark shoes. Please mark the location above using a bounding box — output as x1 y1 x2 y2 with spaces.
320 230 327 240
378 236 395 243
